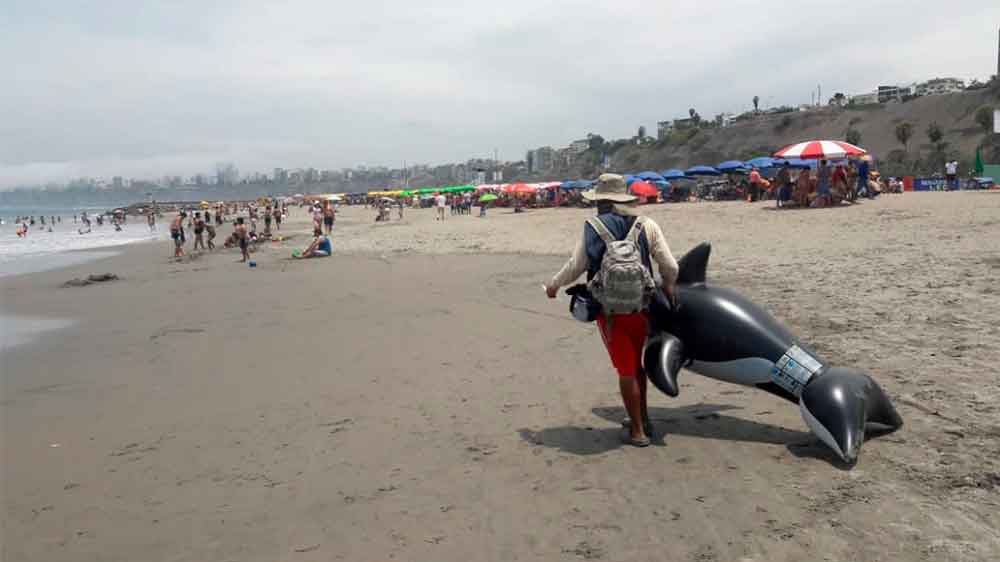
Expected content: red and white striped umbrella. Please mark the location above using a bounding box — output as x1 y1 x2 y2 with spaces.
773 140 867 160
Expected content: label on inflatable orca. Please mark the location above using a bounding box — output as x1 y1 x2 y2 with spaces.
772 345 823 397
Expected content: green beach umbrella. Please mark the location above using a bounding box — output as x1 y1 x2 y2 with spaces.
478 193 498 203
974 147 984 176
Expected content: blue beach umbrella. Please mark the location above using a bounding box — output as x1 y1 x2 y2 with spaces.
774 158 815 169
661 169 687 180
745 156 776 169
685 165 722 176
637 171 666 182
716 160 747 172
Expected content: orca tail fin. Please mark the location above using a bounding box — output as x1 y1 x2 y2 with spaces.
799 367 903 464
676 242 711 285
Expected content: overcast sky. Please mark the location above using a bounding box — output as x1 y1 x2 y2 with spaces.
3 0 998 188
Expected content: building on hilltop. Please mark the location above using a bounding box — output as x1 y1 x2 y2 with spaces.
877 84 912 103
713 113 735 127
672 116 696 130
849 91 879 105
656 121 674 139
915 78 964 96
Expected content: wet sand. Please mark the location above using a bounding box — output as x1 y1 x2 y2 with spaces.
3 192 1000 561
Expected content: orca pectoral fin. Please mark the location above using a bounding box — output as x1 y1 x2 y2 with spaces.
799 367 903 464
642 334 684 397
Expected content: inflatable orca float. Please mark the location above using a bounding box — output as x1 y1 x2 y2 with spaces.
568 242 902 464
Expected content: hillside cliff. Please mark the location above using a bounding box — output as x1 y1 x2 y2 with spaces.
543 85 999 179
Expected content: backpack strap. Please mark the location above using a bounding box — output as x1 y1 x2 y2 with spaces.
586 217 617 245
625 216 646 243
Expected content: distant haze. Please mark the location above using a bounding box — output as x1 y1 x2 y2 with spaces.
3 0 998 188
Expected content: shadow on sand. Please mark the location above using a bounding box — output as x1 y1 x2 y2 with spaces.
518 403 862 468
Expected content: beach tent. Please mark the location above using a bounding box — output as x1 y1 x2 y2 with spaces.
716 161 747 172
685 165 722 176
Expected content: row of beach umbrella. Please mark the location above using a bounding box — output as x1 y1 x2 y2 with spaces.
622 140 868 180
370 140 868 198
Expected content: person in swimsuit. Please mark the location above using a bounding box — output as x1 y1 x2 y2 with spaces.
205 220 216 250
273 205 281 230
193 212 206 250
323 201 335 234
295 233 332 258
264 206 273 236
171 212 186 257
236 217 250 262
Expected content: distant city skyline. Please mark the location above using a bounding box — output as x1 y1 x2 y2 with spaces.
3 1 998 189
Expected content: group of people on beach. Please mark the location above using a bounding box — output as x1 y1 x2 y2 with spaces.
12 215 62 237
166 200 334 263
8 212 129 237
169 210 218 258
742 158 890 209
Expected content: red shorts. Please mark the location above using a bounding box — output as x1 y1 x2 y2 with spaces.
596 312 649 378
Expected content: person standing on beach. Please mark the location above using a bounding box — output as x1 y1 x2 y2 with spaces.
857 158 871 198
816 159 831 206
205 219 216 250
235 217 250 262
147 211 156 232
543 174 679 447
170 212 186 258
264 205 273 236
945 160 958 190
193 212 206 251
273 205 282 230
323 201 335 234
435 193 447 221
748 167 762 202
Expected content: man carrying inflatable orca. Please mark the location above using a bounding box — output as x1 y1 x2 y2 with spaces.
544 173 680 447
544 175 903 464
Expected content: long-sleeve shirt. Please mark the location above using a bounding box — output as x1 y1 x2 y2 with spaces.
550 213 679 289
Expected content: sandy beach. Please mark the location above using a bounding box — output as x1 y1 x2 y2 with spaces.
3 192 1000 561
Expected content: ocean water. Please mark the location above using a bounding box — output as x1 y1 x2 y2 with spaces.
0 206 167 277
